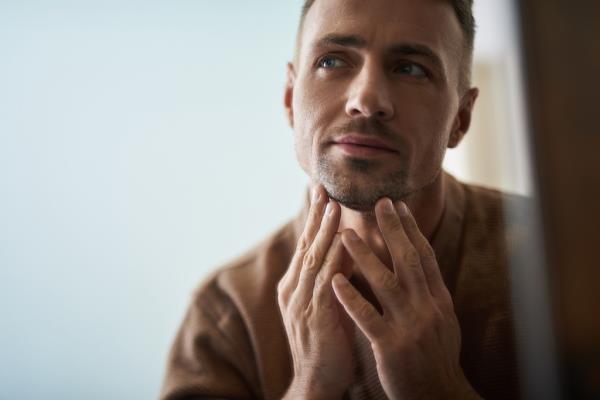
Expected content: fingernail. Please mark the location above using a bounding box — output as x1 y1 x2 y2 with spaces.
347 230 360 241
398 202 409 217
384 198 395 214
325 202 334 216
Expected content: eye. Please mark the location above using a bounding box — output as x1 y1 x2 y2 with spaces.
394 63 427 77
317 56 349 69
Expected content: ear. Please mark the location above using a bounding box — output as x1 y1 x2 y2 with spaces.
448 87 479 148
284 62 296 128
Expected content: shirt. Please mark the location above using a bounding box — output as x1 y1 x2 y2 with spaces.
160 173 525 400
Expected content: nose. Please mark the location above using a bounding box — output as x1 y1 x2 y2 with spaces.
345 63 394 120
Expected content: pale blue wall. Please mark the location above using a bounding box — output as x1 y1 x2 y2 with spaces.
0 1 305 399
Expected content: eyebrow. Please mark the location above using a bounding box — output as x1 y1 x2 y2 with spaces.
389 44 443 70
313 34 444 70
316 34 367 48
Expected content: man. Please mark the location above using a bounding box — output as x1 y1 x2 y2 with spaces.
161 0 524 399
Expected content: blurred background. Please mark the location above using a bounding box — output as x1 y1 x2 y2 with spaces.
0 1 533 399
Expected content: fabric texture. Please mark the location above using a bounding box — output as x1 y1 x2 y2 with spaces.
160 173 525 400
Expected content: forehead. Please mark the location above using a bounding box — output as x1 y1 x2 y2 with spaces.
300 0 463 63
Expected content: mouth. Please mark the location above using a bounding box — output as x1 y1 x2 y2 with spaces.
331 134 397 157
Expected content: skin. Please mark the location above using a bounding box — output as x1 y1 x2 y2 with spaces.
279 190 482 399
278 0 481 398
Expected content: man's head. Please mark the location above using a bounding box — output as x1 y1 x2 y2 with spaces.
285 0 479 211
296 0 476 91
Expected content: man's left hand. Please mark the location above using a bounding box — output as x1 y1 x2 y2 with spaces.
331 198 482 400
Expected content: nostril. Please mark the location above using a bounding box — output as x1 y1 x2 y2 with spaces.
348 108 362 117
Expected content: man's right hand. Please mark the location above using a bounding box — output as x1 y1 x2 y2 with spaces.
277 185 354 400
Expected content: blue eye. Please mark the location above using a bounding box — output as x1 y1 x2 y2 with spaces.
395 63 427 77
318 56 347 69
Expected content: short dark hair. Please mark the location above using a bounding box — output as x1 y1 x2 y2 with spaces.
297 0 476 90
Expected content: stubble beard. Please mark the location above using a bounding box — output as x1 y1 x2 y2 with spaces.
316 153 410 212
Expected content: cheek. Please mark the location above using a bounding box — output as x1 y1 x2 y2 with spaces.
407 94 456 143
292 84 321 173
293 133 310 174
396 91 458 172
292 78 343 172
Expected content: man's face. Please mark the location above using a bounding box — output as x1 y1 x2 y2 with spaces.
286 0 476 211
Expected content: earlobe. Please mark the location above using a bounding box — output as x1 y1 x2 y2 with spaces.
284 62 296 128
448 87 479 149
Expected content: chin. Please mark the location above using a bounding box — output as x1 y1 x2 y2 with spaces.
314 155 412 211
321 178 403 213
329 195 376 213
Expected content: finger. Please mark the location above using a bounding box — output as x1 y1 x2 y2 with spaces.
301 185 329 249
294 200 341 305
313 234 345 308
340 229 405 311
283 185 327 289
395 201 452 306
332 273 388 344
375 198 429 301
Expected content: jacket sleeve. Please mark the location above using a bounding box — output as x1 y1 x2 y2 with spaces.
160 278 259 400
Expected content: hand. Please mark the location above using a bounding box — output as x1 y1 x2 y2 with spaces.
277 185 354 400
331 198 482 400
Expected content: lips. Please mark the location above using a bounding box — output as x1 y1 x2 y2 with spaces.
334 135 396 152
330 134 397 159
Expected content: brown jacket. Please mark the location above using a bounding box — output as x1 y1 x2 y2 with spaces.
160 174 525 399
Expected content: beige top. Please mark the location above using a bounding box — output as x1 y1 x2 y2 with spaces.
160 174 525 400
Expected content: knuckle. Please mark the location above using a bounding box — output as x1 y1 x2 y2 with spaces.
303 251 319 272
385 274 400 291
296 236 310 253
322 250 334 266
420 245 437 265
382 273 401 290
386 217 404 232
277 284 290 305
315 290 335 312
277 298 285 313
276 279 285 294
314 272 326 289
276 277 288 293
403 248 421 267
276 286 285 303
277 297 288 312
425 309 443 330
422 243 436 259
